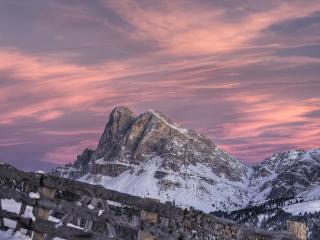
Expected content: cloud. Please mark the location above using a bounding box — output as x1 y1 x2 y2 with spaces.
0 48 140 123
1 0 320 168
0 139 31 147
303 109 320 118
40 129 101 136
1 41 319 165
44 140 97 164
0 46 265 124
103 0 320 56
204 94 320 163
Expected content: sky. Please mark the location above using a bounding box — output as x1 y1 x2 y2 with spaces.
0 0 320 171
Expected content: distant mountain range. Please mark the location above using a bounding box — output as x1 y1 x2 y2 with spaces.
52 106 320 239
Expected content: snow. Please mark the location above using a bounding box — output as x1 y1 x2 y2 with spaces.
283 199 320 215
0 199 80 239
248 171 277 205
54 222 63 229
248 148 320 205
0 229 66 240
288 150 299 160
88 204 94 210
29 192 40 199
299 185 320 200
81 157 249 213
1 199 34 227
0 230 31 240
0 200 34 239
148 109 189 135
94 159 131 166
94 158 105 164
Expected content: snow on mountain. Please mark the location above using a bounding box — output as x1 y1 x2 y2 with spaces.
1 199 79 240
53 106 251 213
52 106 320 216
0 230 30 240
213 148 320 239
283 199 320 215
81 157 250 212
248 148 320 205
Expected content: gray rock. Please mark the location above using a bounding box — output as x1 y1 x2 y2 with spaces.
52 106 248 182
92 107 248 181
91 163 132 177
50 106 320 215
74 148 94 173
50 106 250 212
250 149 320 202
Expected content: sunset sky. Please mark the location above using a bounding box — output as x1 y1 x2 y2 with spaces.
0 0 320 171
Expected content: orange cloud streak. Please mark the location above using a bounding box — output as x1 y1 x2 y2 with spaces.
104 0 320 55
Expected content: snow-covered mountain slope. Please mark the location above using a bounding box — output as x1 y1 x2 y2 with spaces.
53 106 251 213
52 106 320 215
212 148 320 240
81 157 250 212
216 195 320 240
248 149 320 205
283 199 320 215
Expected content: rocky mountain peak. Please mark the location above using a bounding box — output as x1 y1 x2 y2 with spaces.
95 106 136 160
93 107 248 181
250 148 320 203
104 105 136 135
253 148 320 175
52 106 251 212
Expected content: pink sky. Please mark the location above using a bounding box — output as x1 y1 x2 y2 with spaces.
0 0 320 170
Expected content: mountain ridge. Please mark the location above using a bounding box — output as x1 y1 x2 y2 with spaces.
53 106 251 212
52 106 320 216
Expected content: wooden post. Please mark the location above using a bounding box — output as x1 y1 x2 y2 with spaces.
287 220 307 240
138 198 159 240
100 199 116 238
32 186 56 240
0 199 4 230
84 197 99 232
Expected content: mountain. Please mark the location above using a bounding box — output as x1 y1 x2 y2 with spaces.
52 106 320 212
248 149 320 205
52 106 251 213
52 106 320 238
215 149 320 240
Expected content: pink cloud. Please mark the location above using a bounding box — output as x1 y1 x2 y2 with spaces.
40 129 101 136
203 94 320 163
104 0 320 56
1 1 320 167
44 140 97 164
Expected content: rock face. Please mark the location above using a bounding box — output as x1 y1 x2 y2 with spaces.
248 149 320 205
215 149 320 240
52 106 320 216
74 148 94 172
93 106 247 181
52 106 251 212
95 106 136 162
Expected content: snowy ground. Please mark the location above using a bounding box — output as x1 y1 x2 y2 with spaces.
0 230 31 240
1 199 38 239
0 199 75 240
2 199 34 235
81 158 250 213
283 199 320 215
